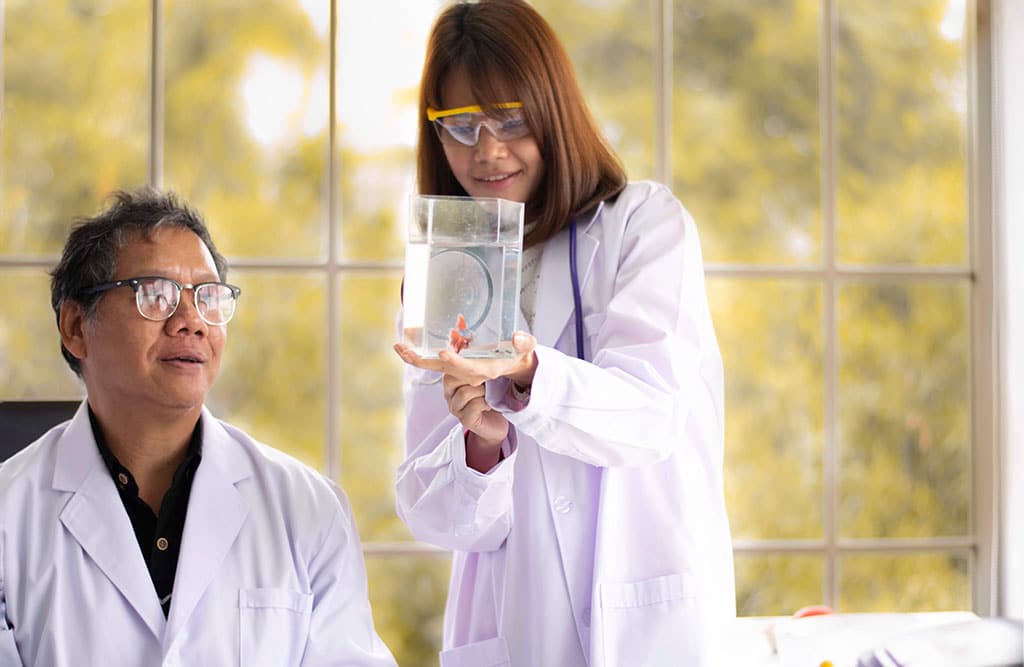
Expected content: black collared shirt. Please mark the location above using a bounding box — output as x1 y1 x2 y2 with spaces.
88 408 203 618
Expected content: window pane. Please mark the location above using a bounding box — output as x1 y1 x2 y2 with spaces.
366 555 448 667
336 1 439 262
840 552 970 611
710 278 824 539
735 553 824 616
838 282 970 538
2 0 148 255
206 271 325 470
163 0 328 259
538 0 656 179
339 274 411 541
673 0 821 264
0 269 83 399
836 1 968 265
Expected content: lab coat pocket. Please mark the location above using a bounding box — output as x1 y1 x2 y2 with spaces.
239 588 313 667
597 572 703 667
439 636 511 667
0 628 21 666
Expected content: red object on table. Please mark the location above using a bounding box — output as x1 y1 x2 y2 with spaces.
793 605 834 618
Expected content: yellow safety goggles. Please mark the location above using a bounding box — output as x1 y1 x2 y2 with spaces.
426 102 529 147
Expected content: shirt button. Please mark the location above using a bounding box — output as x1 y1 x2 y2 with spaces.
553 495 574 514
156 537 169 551
117 473 129 486
582 606 591 627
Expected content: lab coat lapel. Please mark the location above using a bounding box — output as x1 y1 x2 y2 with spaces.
164 408 250 647
54 402 167 642
533 213 600 349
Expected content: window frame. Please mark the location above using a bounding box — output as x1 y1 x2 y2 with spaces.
703 0 996 613
992 0 1023 620
0 0 1004 616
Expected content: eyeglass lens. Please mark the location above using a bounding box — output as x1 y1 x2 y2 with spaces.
136 278 236 324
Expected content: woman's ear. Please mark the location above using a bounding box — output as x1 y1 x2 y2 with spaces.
59 300 89 363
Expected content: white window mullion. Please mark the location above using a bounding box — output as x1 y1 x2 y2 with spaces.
149 0 163 188
968 0 998 617
654 0 672 186
992 0 1023 620
326 0 341 482
820 0 840 610
733 536 976 553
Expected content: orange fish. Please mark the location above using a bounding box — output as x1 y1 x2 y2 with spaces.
448 313 474 353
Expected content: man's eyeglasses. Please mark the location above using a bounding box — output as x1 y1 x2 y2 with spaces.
83 276 242 326
427 102 530 147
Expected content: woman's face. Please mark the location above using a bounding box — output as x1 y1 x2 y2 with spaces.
437 69 545 206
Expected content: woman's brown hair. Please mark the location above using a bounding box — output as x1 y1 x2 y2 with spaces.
417 0 627 248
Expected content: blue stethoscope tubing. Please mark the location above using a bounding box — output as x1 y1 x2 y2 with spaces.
569 217 585 361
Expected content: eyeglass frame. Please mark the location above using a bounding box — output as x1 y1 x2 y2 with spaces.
82 275 242 326
426 102 529 147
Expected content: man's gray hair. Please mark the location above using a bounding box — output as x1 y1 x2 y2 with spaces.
49 188 228 376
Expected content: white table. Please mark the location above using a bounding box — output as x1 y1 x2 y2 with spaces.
715 612 988 666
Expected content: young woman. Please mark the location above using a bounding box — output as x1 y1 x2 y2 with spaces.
393 1 734 665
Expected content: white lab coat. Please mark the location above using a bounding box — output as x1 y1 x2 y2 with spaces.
396 181 736 667
0 402 396 667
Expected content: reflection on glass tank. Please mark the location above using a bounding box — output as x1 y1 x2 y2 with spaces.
402 194 523 358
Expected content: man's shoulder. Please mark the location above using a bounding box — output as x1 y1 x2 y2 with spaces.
0 426 68 530
209 416 344 508
0 425 65 491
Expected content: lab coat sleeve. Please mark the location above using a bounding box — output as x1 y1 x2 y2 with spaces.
300 485 397 667
394 359 518 552
486 184 722 468
0 517 24 665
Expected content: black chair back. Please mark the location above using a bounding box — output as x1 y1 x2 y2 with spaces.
0 401 80 461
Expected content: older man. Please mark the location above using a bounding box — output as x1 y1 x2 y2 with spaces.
0 189 396 666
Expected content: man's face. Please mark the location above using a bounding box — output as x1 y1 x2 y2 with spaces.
78 226 226 414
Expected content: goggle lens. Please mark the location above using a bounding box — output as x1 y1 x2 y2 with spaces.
429 104 530 147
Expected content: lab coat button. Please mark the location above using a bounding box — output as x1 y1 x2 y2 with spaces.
554 495 573 513
454 523 476 536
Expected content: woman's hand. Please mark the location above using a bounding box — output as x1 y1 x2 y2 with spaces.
394 332 538 471
393 331 538 388
441 374 509 445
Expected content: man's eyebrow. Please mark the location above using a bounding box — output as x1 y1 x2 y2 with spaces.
133 271 222 283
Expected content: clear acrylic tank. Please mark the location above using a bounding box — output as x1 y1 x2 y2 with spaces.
402 194 524 358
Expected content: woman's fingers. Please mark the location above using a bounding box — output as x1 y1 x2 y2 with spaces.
405 356 508 442
393 343 446 372
511 331 536 356
446 383 506 437
441 374 463 402
395 343 487 380
456 395 509 443
447 382 484 415
435 331 537 384
397 331 537 388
